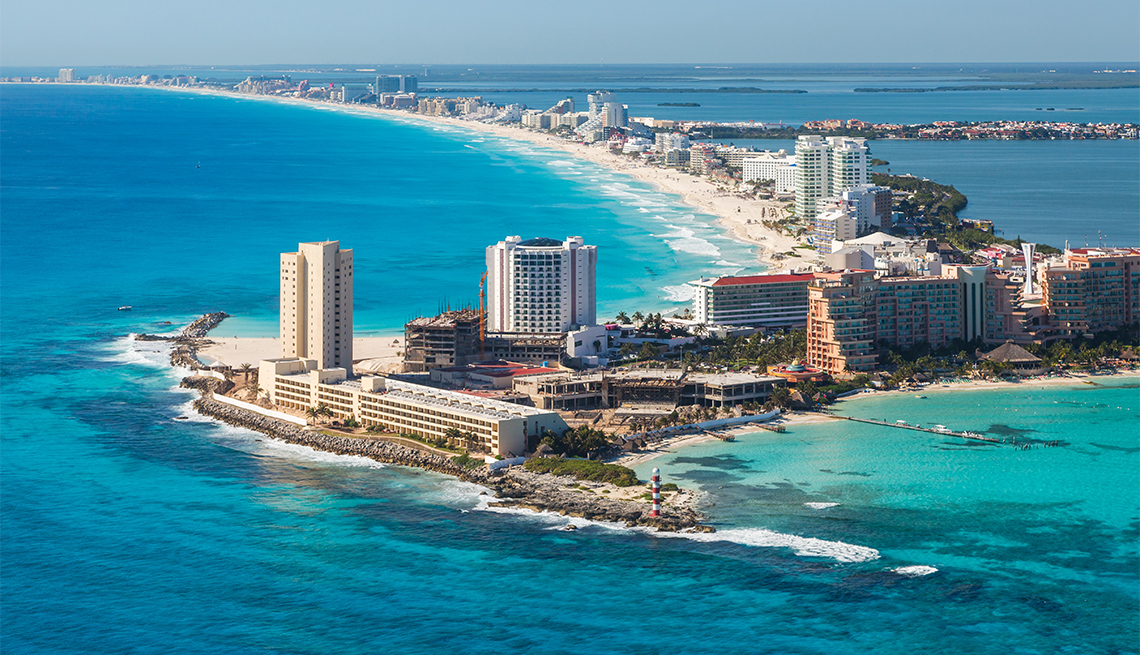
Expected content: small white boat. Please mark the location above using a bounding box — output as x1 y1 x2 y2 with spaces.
895 420 908 425
118 305 132 311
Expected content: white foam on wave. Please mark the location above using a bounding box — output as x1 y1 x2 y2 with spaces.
893 565 938 577
104 335 174 370
473 501 878 563
637 207 650 213
184 407 386 469
661 285 696 303
652 527 880 563
805 502 840 510
253 437 386 469
422 478 494 508
547 159 577 168
651 225 722 258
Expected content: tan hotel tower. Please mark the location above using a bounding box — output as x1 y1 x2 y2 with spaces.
280 241 353 370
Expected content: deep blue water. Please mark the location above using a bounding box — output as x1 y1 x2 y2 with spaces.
2 83 1138 654
450 87 1140 126
715 138 1140 248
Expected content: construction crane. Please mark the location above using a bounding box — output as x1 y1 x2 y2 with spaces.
478 271 488 360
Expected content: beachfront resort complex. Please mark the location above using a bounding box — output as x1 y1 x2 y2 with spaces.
247 231 1138 456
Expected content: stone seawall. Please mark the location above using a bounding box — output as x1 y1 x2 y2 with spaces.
192 396 709 532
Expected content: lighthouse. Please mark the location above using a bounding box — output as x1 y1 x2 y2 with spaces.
651 468 661 517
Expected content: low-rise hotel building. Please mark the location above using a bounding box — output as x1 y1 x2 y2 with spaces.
812 209 857 254
742 150 796 193
259 358 567 456
690 273 815 329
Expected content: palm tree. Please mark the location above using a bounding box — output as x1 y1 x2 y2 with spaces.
615 311 631 324
305 406 321 424
444 427 463 447
239 362 253 376
632 311 645 324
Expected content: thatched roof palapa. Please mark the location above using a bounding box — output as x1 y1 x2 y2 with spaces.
980 340 1042 364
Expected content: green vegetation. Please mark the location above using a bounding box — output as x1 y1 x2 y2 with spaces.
688 329 807 369
660 482 680 492
539 425 613 458
658 102 700 107
523 458 641 487
872 172 1061 254
451 453 485 470
870 158 890 166
818 375 872 396
872 325 1138 384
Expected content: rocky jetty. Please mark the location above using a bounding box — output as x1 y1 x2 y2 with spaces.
135 312 230 369
180 376 234 396
192 396 710 532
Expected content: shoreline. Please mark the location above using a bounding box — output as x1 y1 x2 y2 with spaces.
191 394 710 532
615 369 1140 466
149 84 809 273
156 314 710 532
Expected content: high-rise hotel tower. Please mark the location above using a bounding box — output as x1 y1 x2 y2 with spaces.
794 135 869 222
486 236 596 334
280 241 353 370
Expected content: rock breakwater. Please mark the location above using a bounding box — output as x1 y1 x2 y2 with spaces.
192 396 710 532
135 312 230 369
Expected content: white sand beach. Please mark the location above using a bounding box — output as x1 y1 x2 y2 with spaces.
157 85 811 273
198 335 405 374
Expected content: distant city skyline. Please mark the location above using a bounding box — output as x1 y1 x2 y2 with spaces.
2 0 1137 67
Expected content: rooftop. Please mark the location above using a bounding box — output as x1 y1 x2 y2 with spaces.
517 237 564 247
707 273 815 287
406 309 482 328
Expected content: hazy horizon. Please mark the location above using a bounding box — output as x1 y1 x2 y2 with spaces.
3 0 1137 67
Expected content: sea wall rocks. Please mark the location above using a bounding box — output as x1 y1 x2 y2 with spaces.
180 376 234 396
180 312 229 339
135 311 230 370
192 395 709 532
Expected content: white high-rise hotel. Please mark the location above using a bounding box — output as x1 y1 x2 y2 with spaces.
794 135 869 222
486 236 596 333
280 241 353 369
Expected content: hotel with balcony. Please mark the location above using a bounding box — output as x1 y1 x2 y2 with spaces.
690 273 815 329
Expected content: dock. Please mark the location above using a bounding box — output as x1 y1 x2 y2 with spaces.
840 416 1001 443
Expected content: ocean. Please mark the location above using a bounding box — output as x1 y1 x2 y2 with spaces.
2 82 1137 654
714 138 1140 249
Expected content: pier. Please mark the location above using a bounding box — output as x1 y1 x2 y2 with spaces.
839 416 1000 443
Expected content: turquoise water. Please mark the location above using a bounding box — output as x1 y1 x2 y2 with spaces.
637 380 1139 650
3 84 1138 654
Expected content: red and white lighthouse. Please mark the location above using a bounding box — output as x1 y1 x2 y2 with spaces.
650 468 661 517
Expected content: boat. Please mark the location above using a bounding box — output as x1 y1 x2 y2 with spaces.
118 305 132 311
895 420 908 425
915 395 927 399
933 425 952 434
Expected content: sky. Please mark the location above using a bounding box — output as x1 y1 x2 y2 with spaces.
2 0 1138 66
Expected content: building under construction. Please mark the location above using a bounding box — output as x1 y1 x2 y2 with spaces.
484 332 566 365
404 311 569 373
403 310 482 373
